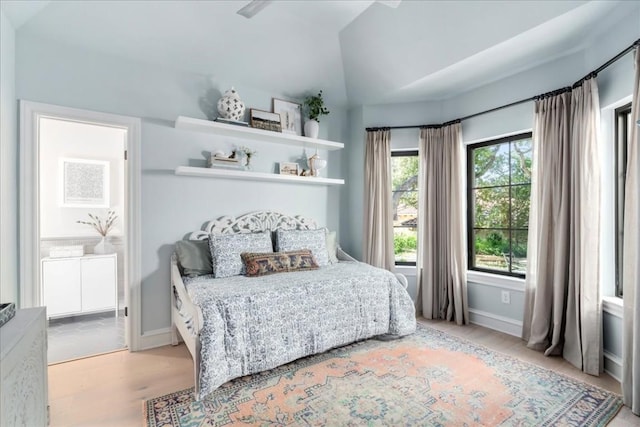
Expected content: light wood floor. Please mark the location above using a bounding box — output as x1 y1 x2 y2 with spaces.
48 319 640 426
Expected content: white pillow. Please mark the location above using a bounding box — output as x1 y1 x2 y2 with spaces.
276 228 329 266
209 232 273 278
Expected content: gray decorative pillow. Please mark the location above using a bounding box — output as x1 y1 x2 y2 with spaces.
326 230 339 264
175 240 212 277
209 232 273 278
276 228 329 266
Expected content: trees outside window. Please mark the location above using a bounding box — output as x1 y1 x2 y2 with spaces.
392 151 418 265
615 103 632 298
467 133 532 277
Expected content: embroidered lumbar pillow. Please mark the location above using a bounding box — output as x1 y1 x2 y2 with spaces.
241 250 319 277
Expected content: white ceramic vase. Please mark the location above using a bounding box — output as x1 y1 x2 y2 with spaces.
217 87 246 122
94 236 114 254
304 119 319 139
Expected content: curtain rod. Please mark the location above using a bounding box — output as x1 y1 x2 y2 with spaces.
366 38 640 132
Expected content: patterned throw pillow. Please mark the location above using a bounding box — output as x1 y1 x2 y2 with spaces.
209 232 273 278
275 228 329 266
241 250 319 277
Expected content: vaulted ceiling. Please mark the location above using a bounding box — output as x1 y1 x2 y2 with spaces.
2 0 637 106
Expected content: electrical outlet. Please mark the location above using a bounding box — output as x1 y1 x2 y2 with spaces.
501 290 511 304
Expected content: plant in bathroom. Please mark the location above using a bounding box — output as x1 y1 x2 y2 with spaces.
77 210 117 236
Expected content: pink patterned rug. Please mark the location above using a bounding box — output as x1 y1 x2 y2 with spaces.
145 325 622 426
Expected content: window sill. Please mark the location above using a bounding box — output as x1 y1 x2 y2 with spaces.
602 296 623 318
466 270 525 291
395 264 417 276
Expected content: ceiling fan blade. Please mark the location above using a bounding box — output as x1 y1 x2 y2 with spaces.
237 0 273 19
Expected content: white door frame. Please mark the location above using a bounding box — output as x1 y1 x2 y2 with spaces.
19 100 143 351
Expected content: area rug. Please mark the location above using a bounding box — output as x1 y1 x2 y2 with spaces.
145 325 622 426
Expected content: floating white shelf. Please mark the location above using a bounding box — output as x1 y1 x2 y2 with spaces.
175 116 344 151
174 166 345 186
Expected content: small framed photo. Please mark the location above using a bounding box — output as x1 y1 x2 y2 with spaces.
272 98 302 136
59 158 110 208
279 162 299 176
250 109 282 132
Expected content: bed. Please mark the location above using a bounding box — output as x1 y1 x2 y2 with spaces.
170 211 416 399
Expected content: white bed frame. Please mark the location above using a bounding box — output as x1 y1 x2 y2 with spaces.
170 211 406 398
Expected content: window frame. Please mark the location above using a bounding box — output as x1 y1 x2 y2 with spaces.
614 103 631 298
391 150 419 266
466 132 532 278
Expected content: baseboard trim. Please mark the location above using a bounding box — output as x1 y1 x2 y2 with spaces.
468 308 523 338
603 351 622 383
138 328 172 351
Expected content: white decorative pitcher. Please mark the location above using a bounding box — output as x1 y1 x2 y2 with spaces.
304 119 319 139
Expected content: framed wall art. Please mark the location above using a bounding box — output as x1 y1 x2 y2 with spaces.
272 98 302 136
279 162 300 176
59 158 110 208
250 109 282 132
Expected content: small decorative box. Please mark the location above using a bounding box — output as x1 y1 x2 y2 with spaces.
0 302 16 328
49 245 84 258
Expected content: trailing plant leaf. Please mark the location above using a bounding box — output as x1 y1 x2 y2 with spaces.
304 90 330 122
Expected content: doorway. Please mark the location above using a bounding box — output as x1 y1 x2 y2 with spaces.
20 101 141 361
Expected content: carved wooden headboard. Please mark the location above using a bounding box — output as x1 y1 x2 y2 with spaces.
189 211 317 240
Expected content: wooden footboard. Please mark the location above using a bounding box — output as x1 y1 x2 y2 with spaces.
170 254 204 398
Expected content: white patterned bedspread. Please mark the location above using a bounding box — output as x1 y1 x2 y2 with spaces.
184 261 416 397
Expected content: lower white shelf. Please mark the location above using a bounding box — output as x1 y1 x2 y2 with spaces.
174 166 345 186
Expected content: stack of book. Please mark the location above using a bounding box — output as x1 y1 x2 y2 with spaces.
208 153 243 169
215 117 249 127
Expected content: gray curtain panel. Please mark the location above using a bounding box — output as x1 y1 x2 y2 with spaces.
417 123 468 325
523 78 601 375
363 129 395 271
622 46 640 416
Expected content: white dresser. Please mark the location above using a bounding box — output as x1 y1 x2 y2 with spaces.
0 307 48 426
41 253 117 318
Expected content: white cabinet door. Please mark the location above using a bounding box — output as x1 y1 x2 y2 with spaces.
81 256 117 313
42 258 82 317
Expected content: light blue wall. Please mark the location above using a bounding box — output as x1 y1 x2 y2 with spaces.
0 9 18 305
15 33 348 333
342 106 364 259
342 9 637 351
603 311 623 357
467 283 525 321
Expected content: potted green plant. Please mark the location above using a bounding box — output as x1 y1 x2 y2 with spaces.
303 90 330 139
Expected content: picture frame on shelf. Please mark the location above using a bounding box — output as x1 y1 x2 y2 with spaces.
272 98 302 136
279 162 299 176
250 109 282 133
59 158 110 208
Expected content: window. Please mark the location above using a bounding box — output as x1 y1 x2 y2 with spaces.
467 133 532 277
615 103 632 297
392 151 418 265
